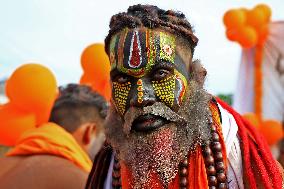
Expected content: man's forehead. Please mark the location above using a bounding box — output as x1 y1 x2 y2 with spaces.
110 28 176 51
109 28 191 77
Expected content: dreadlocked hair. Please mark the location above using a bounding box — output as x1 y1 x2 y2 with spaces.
105 4 198 55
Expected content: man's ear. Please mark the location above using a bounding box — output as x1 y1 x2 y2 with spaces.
189 60 207 87
82 123 96 145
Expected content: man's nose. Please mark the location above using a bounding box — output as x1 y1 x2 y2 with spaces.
130 79 156 107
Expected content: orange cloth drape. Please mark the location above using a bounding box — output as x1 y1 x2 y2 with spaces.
120 146 221 189
6 122 92 172
188 147 209 189
254 44 264 120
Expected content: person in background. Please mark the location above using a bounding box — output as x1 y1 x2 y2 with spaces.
0 84 107 189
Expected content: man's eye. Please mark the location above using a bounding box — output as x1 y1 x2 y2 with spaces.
114 75 129 84
153 69 171 80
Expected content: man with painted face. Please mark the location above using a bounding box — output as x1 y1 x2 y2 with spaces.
86 4 284 189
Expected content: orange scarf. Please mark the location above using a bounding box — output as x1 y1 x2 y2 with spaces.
120 102 227 188
6 122 92 172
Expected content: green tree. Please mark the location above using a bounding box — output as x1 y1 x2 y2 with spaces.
217 93 233 106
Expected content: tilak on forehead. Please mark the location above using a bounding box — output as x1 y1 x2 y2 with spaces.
109 28 178 77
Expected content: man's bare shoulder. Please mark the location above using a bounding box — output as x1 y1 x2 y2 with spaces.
0 155 88 189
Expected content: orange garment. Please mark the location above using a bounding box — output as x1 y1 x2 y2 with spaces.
120 102 227 188
120 146 224 189
6 122 92 172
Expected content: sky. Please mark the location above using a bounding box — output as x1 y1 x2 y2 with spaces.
0 0 283 95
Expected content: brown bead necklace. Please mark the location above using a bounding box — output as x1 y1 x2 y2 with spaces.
201 122 228 189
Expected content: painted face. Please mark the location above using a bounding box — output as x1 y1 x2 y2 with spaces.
109 28 190 115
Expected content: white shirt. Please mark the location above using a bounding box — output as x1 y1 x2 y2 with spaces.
219 103 244 189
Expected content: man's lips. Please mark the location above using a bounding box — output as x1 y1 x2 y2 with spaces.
132 114 170 132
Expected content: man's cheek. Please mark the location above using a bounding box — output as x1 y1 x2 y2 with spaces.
112 81 131 115
151 72 188 109
152 75 175 108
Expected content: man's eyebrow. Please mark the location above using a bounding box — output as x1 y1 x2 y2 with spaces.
110 69 120 78
151 61 175 70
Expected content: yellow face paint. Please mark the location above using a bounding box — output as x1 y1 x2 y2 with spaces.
110 28 189 115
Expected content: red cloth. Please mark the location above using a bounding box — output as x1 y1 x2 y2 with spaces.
217 98 283 189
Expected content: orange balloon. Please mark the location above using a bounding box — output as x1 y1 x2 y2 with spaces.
237 26 258 48
246 7 266 29
226 28 239 41
81 43 111 101
80 72 111 101
239 8 249 14
242 113 260 129
259 120 283 145
81 43 110 76
102 82 111 101
257 24 269 45
91 79 111 101
79 73 93 87
223 9 246 29
255 4 271 23
0 103 36 146
6 64 57 125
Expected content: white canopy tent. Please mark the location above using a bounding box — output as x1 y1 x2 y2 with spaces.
233 21 284 123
